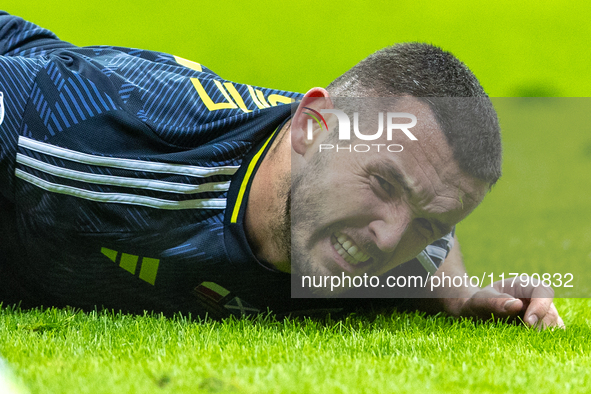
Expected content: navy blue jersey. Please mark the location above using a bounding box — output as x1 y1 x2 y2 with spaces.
0 12 453 317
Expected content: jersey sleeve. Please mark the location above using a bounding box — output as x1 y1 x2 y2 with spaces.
0 12 68 200
415 227 456 274
0 11 74 56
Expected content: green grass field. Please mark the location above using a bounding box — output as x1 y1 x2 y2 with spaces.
1 1 591 393
1 300 590 394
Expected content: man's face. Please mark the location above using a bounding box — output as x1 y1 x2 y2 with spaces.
290 98 489 285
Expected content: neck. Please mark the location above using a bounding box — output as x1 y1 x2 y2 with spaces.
244 121 292 273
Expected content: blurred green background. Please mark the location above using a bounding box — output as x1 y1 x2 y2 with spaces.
2 1 591 295
3 0 590 96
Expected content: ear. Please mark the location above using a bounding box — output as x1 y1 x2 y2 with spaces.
291 87 333 156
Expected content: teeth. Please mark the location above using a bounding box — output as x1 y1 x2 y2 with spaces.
332 232 370 265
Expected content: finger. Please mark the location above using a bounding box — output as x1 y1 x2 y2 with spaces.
538 303 565 330
523 296 553 327
557 315 566 330
467 297 524 319
490 278 555 327
462 288 523 319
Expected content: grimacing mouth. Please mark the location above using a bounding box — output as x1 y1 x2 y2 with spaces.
331 231 371 266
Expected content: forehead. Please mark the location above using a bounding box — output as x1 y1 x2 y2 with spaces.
387 99 457 185
341 97 488 210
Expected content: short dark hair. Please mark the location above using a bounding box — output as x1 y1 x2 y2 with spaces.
327 43 502 186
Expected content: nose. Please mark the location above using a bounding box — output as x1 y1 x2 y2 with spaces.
368 209 411 254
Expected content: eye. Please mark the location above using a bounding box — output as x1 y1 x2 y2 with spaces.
374 176 394 196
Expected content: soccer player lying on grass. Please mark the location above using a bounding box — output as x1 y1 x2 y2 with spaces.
0 12 563 328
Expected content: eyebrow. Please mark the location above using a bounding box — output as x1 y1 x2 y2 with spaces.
381 163 413 196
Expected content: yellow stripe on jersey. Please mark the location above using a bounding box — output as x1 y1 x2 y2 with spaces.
255 89 270 108
173 55 203 72
139 257 160 285
268 94 294 106
224 82 253 113
191 78 238 111
247 85 266 109
231 128 278 223
101 247 161 286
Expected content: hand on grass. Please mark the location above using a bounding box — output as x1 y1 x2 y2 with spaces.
457 278 565 330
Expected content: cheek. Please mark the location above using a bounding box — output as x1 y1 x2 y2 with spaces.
325 174 374 205
386 231 433 271
406 233 431 258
